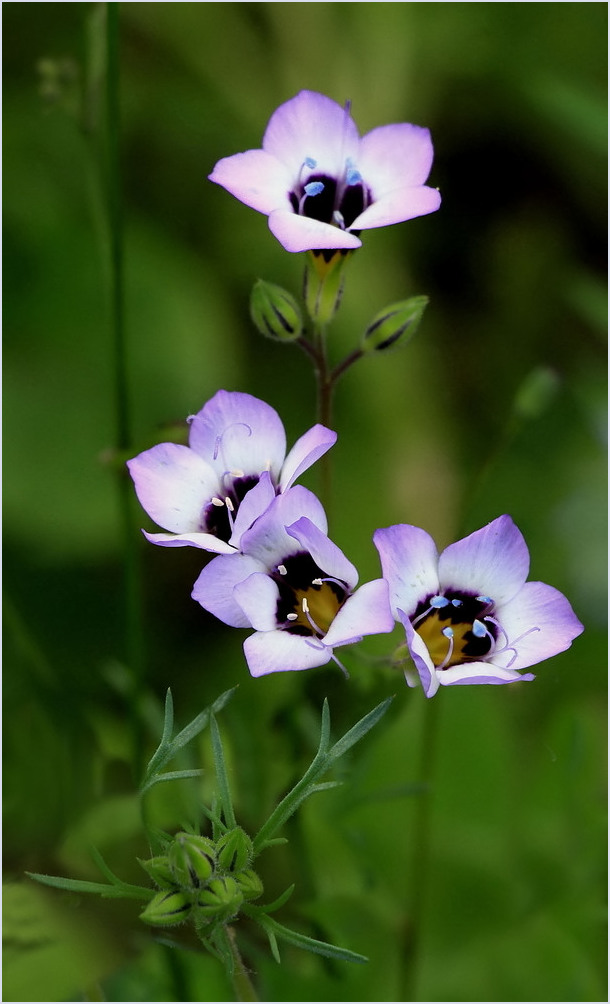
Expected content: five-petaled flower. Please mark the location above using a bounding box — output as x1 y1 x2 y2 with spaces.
373 516 583 698
209 89 441 253
192 487 395 676
127 390 336 554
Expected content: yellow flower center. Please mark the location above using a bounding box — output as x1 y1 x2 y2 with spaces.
291 582 343 636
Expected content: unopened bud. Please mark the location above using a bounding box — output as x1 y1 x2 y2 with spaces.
195 875 243 923
304 249 352 324
234 868 264 902
362 296 429 353
250 279 303 341
139 889 192 927
138 854 175 890
216 827 253 873
169 832 216 889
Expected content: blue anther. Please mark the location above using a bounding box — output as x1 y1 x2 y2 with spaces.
472 619 487 638
451 598 462 608
345 159 362 185
304 157 317 169
430 595 449 608
442 626 454 639
476 595 493 605
304 181 324 197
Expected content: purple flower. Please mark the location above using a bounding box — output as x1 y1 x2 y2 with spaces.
192 487 395 676
373 516 584 698
127 390 336 554
209 90 441 253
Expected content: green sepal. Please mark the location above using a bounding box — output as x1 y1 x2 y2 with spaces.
233 868 264 902
250 279 303 341
139 888 192 927
216 826 253 873
303 249 353 324
169 832 216 889
194 875 243 923
361 296 429 353
138 855 175 890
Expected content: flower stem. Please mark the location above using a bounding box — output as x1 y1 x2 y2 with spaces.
400 692 442 1001
102 2 145 773
226 926 259 1002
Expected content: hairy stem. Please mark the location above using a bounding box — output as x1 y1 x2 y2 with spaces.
401 693 441 1000
226 926 259 1002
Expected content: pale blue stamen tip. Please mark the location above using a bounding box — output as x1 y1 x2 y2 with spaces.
431 595 449 608
476 595 493 604
304 181 324 197
472 619 487 638
304 156 317 169
451 598 462 608
346 167 362 186
442 626 454 639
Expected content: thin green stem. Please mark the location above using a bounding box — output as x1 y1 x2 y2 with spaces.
400 692 442 1001
102 3 145 774
226 926 259 1002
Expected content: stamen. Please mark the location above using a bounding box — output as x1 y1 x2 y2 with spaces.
332 209 345 228
345 159 362 186
301 597 324 638
476 595 493 605
438 626 455 671
224 497 235 533
211 497 225 507
277 564 287 576
311 575 346 591
483 615 509 649
472 619 489 639
304 156 317 169
304 181 324 197
286 613 298 621
299 182 325 215
451 598 462 608
412 595 448 628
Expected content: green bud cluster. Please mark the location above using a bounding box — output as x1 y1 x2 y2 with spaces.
138 827 262 930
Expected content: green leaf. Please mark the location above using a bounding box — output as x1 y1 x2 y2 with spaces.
140 768 204 795
210 714 236 830
327 697 393 763
140 687 236 794
257 915 368 964
243 883 295 916
253 697 392 854
26 872 152 901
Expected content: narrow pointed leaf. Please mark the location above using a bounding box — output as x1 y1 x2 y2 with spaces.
210 714 237 829
258 915 368 964
27 872 153 900
327 697 393 763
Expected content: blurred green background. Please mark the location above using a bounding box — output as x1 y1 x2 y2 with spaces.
3 3 607 1001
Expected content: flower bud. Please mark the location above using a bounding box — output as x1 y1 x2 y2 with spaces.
138 854 175 890
250 279 303 341
195 875 243 923
169 832 216 889
234 868 264 902
304 249 351 324
216 827 253 873
361 296 429 353
139 889 192 927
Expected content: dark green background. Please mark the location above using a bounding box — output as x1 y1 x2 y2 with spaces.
4 3 606 1001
